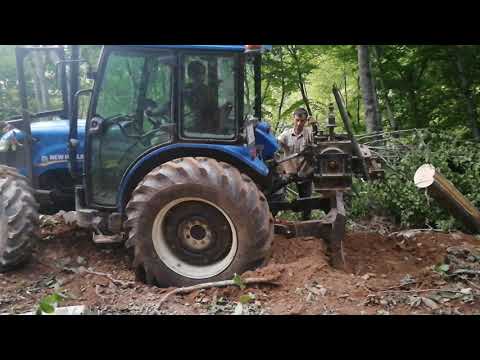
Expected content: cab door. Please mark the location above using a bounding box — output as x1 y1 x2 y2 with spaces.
85 48 176 208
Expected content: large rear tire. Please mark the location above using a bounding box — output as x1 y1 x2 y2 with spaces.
0 166 39 272
125 157 274 287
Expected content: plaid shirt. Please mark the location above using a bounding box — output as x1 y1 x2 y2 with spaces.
0 129 20 152
277 127 313 177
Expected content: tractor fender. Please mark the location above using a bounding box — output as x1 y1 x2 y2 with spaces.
117 143 271 212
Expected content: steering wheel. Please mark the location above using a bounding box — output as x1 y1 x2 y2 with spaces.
145 113 172 128
143 99 173 128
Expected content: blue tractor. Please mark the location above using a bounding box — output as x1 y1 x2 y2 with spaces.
0 45 380 287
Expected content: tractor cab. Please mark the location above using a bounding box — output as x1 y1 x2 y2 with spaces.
83 45 267 208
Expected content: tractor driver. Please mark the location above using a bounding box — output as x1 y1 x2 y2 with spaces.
277 108 314 220
0 121 21 153
183 61 212 132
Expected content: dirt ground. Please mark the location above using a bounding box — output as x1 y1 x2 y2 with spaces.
1 214 480 315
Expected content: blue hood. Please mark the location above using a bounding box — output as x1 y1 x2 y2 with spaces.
31 118 86 176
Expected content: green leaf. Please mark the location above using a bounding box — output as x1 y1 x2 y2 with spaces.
233 274 246 290
52 292 67 302
239 294 255 304
435 264 450 273
36 291 66 315
39 300 56 314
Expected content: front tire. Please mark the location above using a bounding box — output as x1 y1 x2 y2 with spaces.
125 157 274 287
0 166 39 272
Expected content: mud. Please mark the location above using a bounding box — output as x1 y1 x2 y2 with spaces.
1 214 480 315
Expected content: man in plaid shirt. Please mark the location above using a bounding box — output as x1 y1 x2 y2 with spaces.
277 108 314 220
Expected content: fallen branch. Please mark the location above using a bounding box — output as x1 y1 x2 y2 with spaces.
465 280 480 291
450 269 480 277
376 288 458 294
53 263 136 288
157 275 281 310
389 228 447 238
81 269 135 288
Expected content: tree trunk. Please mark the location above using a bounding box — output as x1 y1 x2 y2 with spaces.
245 68 251 112
415 164 480 233
262 79 271 104
356 75 361 127
408 87 420 129
344 71 348 108
278 79 286 123
32 51 50 111
29 57 42 111
455 48 480 141
287 45 313 116
358 45 381 134
372 46 398 131
277 48 286 124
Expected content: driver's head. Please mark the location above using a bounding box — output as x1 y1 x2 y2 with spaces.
293 108 309 134
188 61 206 84
0 121 12 134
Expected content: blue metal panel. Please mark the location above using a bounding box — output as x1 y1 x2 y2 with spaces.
117 143 270 209
255 121 280 160
30 119 86 177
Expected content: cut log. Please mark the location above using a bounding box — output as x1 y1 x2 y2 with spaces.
414 164 480 233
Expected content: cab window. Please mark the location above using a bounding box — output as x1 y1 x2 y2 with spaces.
181 54 237 140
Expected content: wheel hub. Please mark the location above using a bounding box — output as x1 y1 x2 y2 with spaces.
152 197 238 280
180 218 213 252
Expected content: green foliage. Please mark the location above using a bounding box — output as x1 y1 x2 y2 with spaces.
434 263 450 274
0 45 101 121
233 273 246 290
36 290 68 315
239 293 255 304
351 131 480 231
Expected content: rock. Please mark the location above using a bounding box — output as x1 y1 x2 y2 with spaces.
233 303 243 315
421 297 439 310
460 288 472 295
22 305 92 315
307 284 328 297
361 273 376 281
62 211 78 225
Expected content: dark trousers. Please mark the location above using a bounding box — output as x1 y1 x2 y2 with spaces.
297 180 313 221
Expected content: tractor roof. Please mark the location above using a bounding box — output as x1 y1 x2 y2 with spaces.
120 45 248 52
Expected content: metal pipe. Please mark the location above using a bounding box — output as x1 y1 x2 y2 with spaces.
254 54 262 119
68 45 80 181
15 48 34 186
